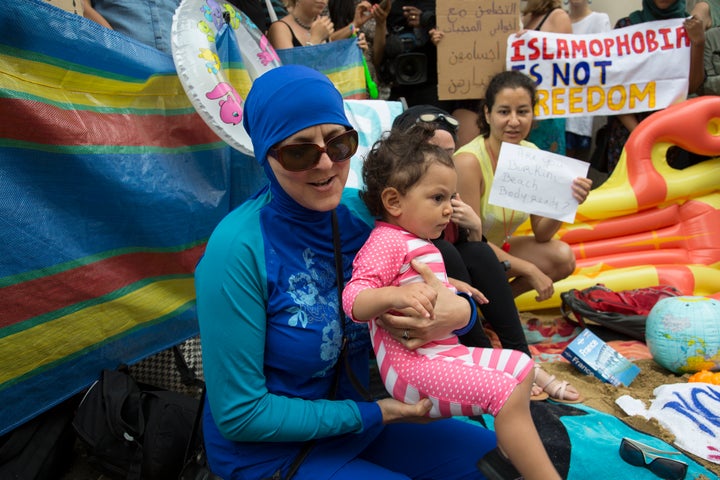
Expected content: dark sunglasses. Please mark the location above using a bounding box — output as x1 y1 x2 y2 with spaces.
619 438 688 480
269 129 359 172
417 112 460 131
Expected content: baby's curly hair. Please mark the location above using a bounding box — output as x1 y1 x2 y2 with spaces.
361 123 455 217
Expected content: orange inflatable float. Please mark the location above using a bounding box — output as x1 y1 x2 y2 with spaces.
516 95 720 311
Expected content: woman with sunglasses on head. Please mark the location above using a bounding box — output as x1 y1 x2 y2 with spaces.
195 64 498 480
392 105 584 404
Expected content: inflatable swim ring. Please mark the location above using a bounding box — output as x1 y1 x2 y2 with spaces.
515 96 720 311
171 0 280 155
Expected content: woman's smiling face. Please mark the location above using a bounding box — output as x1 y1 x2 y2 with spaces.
268 124 351 212
484 87 535 146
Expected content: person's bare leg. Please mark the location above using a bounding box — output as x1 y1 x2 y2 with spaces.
494 373 561 480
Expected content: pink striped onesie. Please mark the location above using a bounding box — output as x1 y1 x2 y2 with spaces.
342 221 533 418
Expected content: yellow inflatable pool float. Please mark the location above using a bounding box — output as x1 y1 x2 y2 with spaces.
516 95 720 311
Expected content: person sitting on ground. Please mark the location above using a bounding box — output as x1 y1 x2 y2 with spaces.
342 124 562 480
392 105 584 403
195 63 500 480
454 70 593 302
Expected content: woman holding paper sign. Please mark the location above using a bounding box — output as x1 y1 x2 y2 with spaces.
454 70 593 303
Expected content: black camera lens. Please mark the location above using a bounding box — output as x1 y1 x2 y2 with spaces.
394 53 428 85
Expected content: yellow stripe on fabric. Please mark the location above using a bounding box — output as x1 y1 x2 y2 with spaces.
0 278 195 384
325 66 366 98
1 53 250 111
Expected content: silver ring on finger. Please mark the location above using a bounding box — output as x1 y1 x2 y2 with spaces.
402 329 410 341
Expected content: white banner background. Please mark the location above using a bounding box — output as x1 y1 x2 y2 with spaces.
506 19 691 119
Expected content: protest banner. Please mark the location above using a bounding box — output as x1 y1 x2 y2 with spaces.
488 143 589 223
506 19 691 119
437 0 518 100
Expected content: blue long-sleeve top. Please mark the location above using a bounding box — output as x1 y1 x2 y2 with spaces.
195 183 383 472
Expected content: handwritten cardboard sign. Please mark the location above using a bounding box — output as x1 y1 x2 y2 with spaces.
488 143 589 223
506 18 690 119
436 0 519 100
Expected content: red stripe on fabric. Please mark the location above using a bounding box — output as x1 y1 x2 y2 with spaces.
0 98 221 147
0 245 205 327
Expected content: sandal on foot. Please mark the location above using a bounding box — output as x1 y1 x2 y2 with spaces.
536 374 584 404
530 365 549 402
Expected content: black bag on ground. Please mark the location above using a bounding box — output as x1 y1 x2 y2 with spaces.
560 284 681 341
0 398 77 480
73 366 199 480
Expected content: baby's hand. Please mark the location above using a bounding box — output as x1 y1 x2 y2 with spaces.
395 283 437 318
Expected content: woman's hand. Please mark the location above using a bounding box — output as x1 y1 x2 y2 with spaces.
525 265 554 302
310 16 334 43
377 397 433 424
375 260 471 349
353 1 374 29
450 194 483 241
571 177 592 204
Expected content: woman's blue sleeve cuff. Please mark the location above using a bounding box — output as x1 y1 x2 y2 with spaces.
356 401 383 432
452 291 477 336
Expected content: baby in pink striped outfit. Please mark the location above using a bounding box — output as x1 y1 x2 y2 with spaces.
342 120 562 480
343 126 534 419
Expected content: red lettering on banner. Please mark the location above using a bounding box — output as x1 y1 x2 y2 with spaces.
676 26 690 47
603 38 614 56
571 39 587 58
556 38 569 58
647 30 658 52
509 22 688 62
631 32 645 54
658 28 673 50
510 38 526 61
529 37 540 60
616 34 630 56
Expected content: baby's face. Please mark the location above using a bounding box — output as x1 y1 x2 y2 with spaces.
398 162 457 240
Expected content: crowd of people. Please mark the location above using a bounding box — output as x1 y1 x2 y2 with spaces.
75 0 716 477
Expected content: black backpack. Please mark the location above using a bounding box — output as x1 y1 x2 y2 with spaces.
72 367 199 480
0 398 77 480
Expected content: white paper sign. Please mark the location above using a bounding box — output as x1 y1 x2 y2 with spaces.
488 143 589 223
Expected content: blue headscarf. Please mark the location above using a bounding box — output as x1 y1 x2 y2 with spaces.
243 65 353 167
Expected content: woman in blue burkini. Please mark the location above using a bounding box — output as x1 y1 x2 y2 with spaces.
194 64 499 480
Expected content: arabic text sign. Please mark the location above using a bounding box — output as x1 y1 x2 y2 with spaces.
506 19 691 119
488 143 589 223
437 0 518 100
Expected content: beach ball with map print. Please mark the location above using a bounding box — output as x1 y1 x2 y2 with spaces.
645 296 720 374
